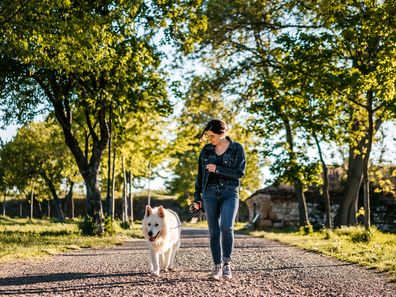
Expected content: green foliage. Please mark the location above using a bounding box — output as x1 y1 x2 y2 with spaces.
167 76 262 204
0 121 77 201
323 229 334 240
115 112 171 180
0 0 200 223
173 0 396 229
78 216 94 236
299 223 313 235
119 221 131 230
351 230 373 243
103 216 115 235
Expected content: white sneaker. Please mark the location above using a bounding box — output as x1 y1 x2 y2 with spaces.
210 264 223 280
223 263 232 279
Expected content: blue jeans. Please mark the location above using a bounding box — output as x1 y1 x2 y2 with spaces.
202 184 239 265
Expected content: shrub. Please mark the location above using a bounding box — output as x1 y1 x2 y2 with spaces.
120 221 130 229
78 216 94 236
299 223 313 235
322 229 334 240
351 230 373 243
104 216 115 235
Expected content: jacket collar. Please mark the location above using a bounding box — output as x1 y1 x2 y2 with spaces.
206 136 236 152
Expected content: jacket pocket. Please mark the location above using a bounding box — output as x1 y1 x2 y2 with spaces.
223 154 237 167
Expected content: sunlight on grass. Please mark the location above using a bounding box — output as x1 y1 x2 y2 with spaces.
250 226 396 281
0 216 143 262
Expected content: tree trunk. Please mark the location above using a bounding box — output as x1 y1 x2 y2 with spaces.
362 172 370 230
282 115 309 226
2 192 6 217
46 199 50 217
30 181 35 220
50 96 109 235
147 161 152 206
106 104 113 218
322 167 332 229
71 192 75 220
313 132 332 229
42 174 65 221
64 181 74 219
336 154 363 227
128 171 133 223
363 93 375 231
83 170 104 235
38 201 42 218
294 180 309 226
111 145 117 220
336 116 382 227
122 155 128 223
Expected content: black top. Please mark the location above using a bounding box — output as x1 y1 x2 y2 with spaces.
194 136 246 204
207 151 225 185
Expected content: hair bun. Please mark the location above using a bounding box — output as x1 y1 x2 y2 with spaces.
201 119 227 138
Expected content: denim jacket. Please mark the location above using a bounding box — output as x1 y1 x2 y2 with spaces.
194 136 246 204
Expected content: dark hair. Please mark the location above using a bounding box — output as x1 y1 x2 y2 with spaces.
201 119 227 138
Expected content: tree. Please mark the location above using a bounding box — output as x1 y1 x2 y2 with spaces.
0 139 8 216
311 0 396 228
173 0 319 226
100 110 171 221
0 121 77 220
0 1 194 233
168 77 262 205
268 31 348 229
173 0 396 228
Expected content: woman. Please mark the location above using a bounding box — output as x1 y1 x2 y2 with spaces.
193 119 246 280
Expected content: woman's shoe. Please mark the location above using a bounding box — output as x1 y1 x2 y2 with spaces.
223 263 232 279
210 264 223 280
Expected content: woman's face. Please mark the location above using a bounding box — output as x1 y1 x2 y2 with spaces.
205 131 224 146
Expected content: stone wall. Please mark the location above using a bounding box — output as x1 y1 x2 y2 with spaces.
246 188 396 232
245 192 299 228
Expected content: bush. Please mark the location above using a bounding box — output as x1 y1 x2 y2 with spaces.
120 221 131 230
299 223 313 235
322 229 334 240
351 230 373 243
104 216 115 235
78 216 94 236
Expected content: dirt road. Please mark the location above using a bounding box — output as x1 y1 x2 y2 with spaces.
0 228 394 296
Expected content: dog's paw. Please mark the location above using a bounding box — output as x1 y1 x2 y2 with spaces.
151 270 160 277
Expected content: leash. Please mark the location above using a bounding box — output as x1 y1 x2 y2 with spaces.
170 204 203 229
185 204 203 222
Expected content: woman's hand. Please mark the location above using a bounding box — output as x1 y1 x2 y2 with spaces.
192 202 202 210
206 163 217 173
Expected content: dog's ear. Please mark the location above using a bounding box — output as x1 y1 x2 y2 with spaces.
158 205 165 218
145 205 153 217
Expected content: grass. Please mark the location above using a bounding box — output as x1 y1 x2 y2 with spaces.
0 216 143 262
250 226 396 281
3 216 394 282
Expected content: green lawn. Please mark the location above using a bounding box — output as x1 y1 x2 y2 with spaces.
249 226 396 281
0 216 143 262
2 216 395 283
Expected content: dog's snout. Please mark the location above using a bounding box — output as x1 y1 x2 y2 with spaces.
148 231 153 237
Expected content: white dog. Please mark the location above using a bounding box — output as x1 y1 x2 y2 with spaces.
142 205 181 276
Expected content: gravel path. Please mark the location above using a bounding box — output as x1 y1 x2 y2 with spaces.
0 227 394 297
